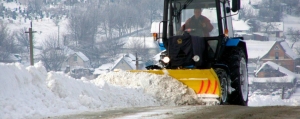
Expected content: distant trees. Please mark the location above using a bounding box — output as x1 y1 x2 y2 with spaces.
0 22 23 62
5 0 164 68
239 7 256 21
282 0 300 15
258 0 282 22
67 3 101 67
14 28 31 53
0 23 11 61
65 0 162 68
40 34 66 71
27 0 44 16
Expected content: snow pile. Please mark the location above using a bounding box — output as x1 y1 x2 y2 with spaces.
0 63 199 119
0 62 160 119
95 71 200 105
249 94 300 106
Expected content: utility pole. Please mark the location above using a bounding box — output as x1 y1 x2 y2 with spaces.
132 52 142 70
57 25 60 48
25 21 37 66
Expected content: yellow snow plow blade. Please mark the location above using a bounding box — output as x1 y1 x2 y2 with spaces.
130 68 221 97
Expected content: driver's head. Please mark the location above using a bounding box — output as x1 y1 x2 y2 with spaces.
194 7 202 18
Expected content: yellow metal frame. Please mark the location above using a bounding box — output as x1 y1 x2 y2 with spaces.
130 68 221 97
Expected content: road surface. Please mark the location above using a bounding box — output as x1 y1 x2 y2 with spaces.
48 105 300 119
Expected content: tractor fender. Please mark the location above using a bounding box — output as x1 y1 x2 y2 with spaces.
225 38 248 62
213 64 230 75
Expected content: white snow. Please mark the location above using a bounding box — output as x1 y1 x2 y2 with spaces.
123 37 158 49
2 1 300 119
245 40 276 59
280 41 299 59
256 61 296 77
150 22 163 34
1 62 300 119
250 76 295 83
232 20 251 31
73 52 90 62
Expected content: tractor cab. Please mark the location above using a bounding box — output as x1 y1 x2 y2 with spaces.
153 0 244 69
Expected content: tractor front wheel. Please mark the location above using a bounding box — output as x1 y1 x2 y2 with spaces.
215 68 229 105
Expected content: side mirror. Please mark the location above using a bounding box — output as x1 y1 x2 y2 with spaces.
231 0 240 12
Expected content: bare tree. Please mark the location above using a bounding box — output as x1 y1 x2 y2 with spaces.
14 28 30 52
127 37 150 63
0 22 22 61
239 7 256 21
40 34 66 71
295 47 300 55
282 0 300 15
0 23 10 60
258 0 282 22
259 22 279 40
68 4 99 48
287 27 300 49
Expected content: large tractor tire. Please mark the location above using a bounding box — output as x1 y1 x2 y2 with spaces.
226 47 249 106
215 68 229 105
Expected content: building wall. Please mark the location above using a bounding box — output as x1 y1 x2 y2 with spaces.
256 68 285 77
113 59 133 70
268 31 283 38
65 54 86 68
261 42 296 72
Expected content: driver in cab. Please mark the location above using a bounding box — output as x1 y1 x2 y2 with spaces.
180 7 213 37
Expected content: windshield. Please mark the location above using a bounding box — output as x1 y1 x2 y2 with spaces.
172 1 219 37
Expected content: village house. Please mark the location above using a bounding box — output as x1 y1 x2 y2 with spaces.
93 53 145 77
62 51 91 70
245 40 300 75
0 54 22 63
250 61 297 98
259 41 299 72
232 20 252 40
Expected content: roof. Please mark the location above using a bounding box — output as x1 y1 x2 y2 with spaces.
256 61 295 76
250 76 295 83
93 63 114 75
280 41 299 59
245 40 276 59
252 61 296 83
246 40 299 60
253 32 268 36
9 54 21 61
111 56 134 70
74 52 89 61
94 53 145 74
232 20 251 31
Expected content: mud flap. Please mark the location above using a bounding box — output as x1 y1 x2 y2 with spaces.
130 68 221 98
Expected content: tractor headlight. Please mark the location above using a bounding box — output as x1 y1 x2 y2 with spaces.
193 55 200 62
162 56 170 63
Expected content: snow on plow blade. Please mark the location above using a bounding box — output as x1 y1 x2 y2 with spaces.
130 68 221 97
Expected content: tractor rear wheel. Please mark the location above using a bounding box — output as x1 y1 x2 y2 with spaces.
227 47 249 106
